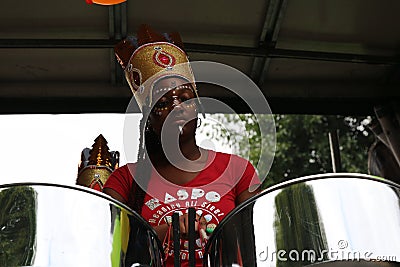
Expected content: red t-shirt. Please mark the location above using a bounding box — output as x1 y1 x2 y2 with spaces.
104 150 260 266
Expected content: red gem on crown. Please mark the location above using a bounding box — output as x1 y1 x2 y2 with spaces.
159 54 171 65
153 48 176 68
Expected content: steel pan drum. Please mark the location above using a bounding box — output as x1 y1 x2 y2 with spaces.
205 173 400 267
0 183 163 267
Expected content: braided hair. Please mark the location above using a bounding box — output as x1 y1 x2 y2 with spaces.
128 104 162 214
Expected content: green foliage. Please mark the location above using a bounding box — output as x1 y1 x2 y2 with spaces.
274 183 328 266
204 114 374 189
0 186 37 266
270 115 331 186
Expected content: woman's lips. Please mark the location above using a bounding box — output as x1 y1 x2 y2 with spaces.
166 112 196 126
169 114 189 124
172 119 187 126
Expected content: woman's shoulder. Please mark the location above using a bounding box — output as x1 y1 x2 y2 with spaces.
111 162 137 178
204 149 254 173
210 149 251 164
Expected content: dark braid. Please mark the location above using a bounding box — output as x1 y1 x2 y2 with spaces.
129 105 154 214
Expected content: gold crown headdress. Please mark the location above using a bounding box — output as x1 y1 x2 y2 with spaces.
76 134 119 191
114 24 200 112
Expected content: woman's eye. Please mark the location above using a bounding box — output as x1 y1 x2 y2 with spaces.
155 101 168 109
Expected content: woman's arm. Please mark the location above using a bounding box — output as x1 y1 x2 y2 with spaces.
103 188 127 204
153 223 170 242
104 187 171 242
236 186 261 205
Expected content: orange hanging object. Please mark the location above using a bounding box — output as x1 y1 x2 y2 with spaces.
86 0 126 5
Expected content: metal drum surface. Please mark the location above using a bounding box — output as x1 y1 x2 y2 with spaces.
0 183 164 267
205 173 400 267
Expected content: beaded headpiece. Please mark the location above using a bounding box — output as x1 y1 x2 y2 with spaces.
115 24 199 112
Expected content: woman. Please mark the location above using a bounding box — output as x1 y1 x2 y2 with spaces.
103 24 261 266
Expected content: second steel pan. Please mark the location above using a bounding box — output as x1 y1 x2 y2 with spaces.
0 182 164 267
204 173 400 267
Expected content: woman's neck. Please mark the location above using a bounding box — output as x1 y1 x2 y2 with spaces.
150 138 200 164
149 144 209 185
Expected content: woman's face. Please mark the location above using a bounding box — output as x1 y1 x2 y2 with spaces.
149 77 198 139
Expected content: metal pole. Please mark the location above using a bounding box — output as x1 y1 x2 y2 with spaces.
188 207 196 267
327 115 342 172
172 212 180 267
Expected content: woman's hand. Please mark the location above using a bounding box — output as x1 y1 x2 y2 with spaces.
177 210 207 240
154 209 207 243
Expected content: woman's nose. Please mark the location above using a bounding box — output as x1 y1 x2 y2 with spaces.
172 98 181 106
171 97 184 109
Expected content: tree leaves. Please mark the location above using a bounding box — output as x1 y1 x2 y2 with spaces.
204 114 374 188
